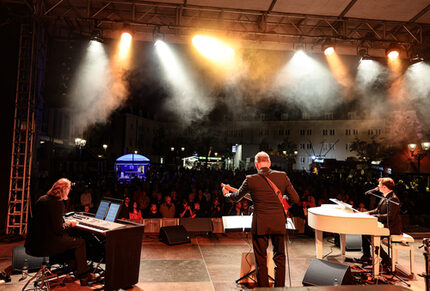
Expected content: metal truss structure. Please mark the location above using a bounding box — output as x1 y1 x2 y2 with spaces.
4 0 430 55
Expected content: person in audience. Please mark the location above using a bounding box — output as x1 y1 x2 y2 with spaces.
357 202 367 212
193 202 205 218
203 188 211 203
229 201 242 216
80 187 93 211
159 195 176 218
118 196 131 219
241 200 252 215
211 204 222 217
133 185 144 207
180 200 195 218
146 203 162 218
155 192 164 207
129 201 143 219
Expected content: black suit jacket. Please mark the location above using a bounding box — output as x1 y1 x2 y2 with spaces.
227 167 300 235
368 191 402 235
25 194 70 257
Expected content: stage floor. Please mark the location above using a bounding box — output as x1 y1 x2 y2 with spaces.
0 233 426 291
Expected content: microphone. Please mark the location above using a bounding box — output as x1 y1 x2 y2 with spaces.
365 187 379 195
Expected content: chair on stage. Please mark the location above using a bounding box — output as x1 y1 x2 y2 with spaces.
19 245 73 290
390 233 415 276
20 251 66 291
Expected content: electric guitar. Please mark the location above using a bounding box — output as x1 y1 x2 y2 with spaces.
221 183 291 214
221 183 252 201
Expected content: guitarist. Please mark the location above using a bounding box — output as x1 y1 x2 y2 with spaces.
222 151 300 287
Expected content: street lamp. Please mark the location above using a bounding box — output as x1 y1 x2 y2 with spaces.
408 142 430 173
75 138 86 148
75 138 86 160
103 144 108 151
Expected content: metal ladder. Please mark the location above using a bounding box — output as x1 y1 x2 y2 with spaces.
6 22 40 235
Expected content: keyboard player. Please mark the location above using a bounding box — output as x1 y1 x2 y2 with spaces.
360 177 402 267
25 178 97 286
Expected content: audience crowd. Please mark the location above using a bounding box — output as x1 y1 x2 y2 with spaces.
39 165 429 228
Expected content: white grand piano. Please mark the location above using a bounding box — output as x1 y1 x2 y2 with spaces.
308 201 389 276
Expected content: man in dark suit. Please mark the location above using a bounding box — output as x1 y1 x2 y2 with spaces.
223 151 300 287
361 177 402 266
25 178 96 285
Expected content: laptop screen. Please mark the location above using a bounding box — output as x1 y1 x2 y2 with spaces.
95 200 110 220
105 202 121 222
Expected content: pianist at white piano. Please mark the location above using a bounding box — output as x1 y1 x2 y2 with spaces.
360 177 402 265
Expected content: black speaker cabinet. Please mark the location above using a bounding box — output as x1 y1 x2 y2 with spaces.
334 234 362 251
12 245 46 273
303 258 353 286
345 234 362 251
180 218 213 233
159 225 191 245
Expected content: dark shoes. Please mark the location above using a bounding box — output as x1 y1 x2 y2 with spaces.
79 272 98 286
381 258 391 269
359 255 372 263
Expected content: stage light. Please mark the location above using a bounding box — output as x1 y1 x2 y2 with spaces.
294 43 305 52
121 32 132 42
386 47 400 60
192 35 235 65
291 50 312 67
324 46 334 56
90 29 103 43
358 48 372 61
387 50 399 59
118 31 132 61
409 54 424 65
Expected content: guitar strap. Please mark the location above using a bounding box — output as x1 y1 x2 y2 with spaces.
259 174 289 216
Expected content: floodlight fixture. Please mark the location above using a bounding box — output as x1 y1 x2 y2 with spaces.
121 23 133 41
323 45 335 56
90 29 103 43
358 48 371 60
386 45 401 60
409 54 424 65
294 43 305 52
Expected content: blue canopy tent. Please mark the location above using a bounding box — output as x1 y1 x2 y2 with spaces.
115 154 150 182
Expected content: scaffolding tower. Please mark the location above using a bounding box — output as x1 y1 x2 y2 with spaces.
6 22 41 235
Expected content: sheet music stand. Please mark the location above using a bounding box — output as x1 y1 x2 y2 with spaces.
221 215 295 284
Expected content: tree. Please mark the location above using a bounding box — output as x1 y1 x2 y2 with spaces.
276 138 298 171
349 137 396 163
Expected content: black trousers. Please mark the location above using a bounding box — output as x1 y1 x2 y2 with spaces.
252 233 286 287
362 235 390 262
55 234 89 276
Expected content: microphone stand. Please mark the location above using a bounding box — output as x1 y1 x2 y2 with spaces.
366 191 409 286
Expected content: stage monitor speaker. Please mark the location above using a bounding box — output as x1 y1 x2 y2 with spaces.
159 225 190 245
302 258 353 286
12 245 47 273
181 218 213 233
334 234 362 251
345 234 362 251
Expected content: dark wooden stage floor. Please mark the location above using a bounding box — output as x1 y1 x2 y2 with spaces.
0 233 425 290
